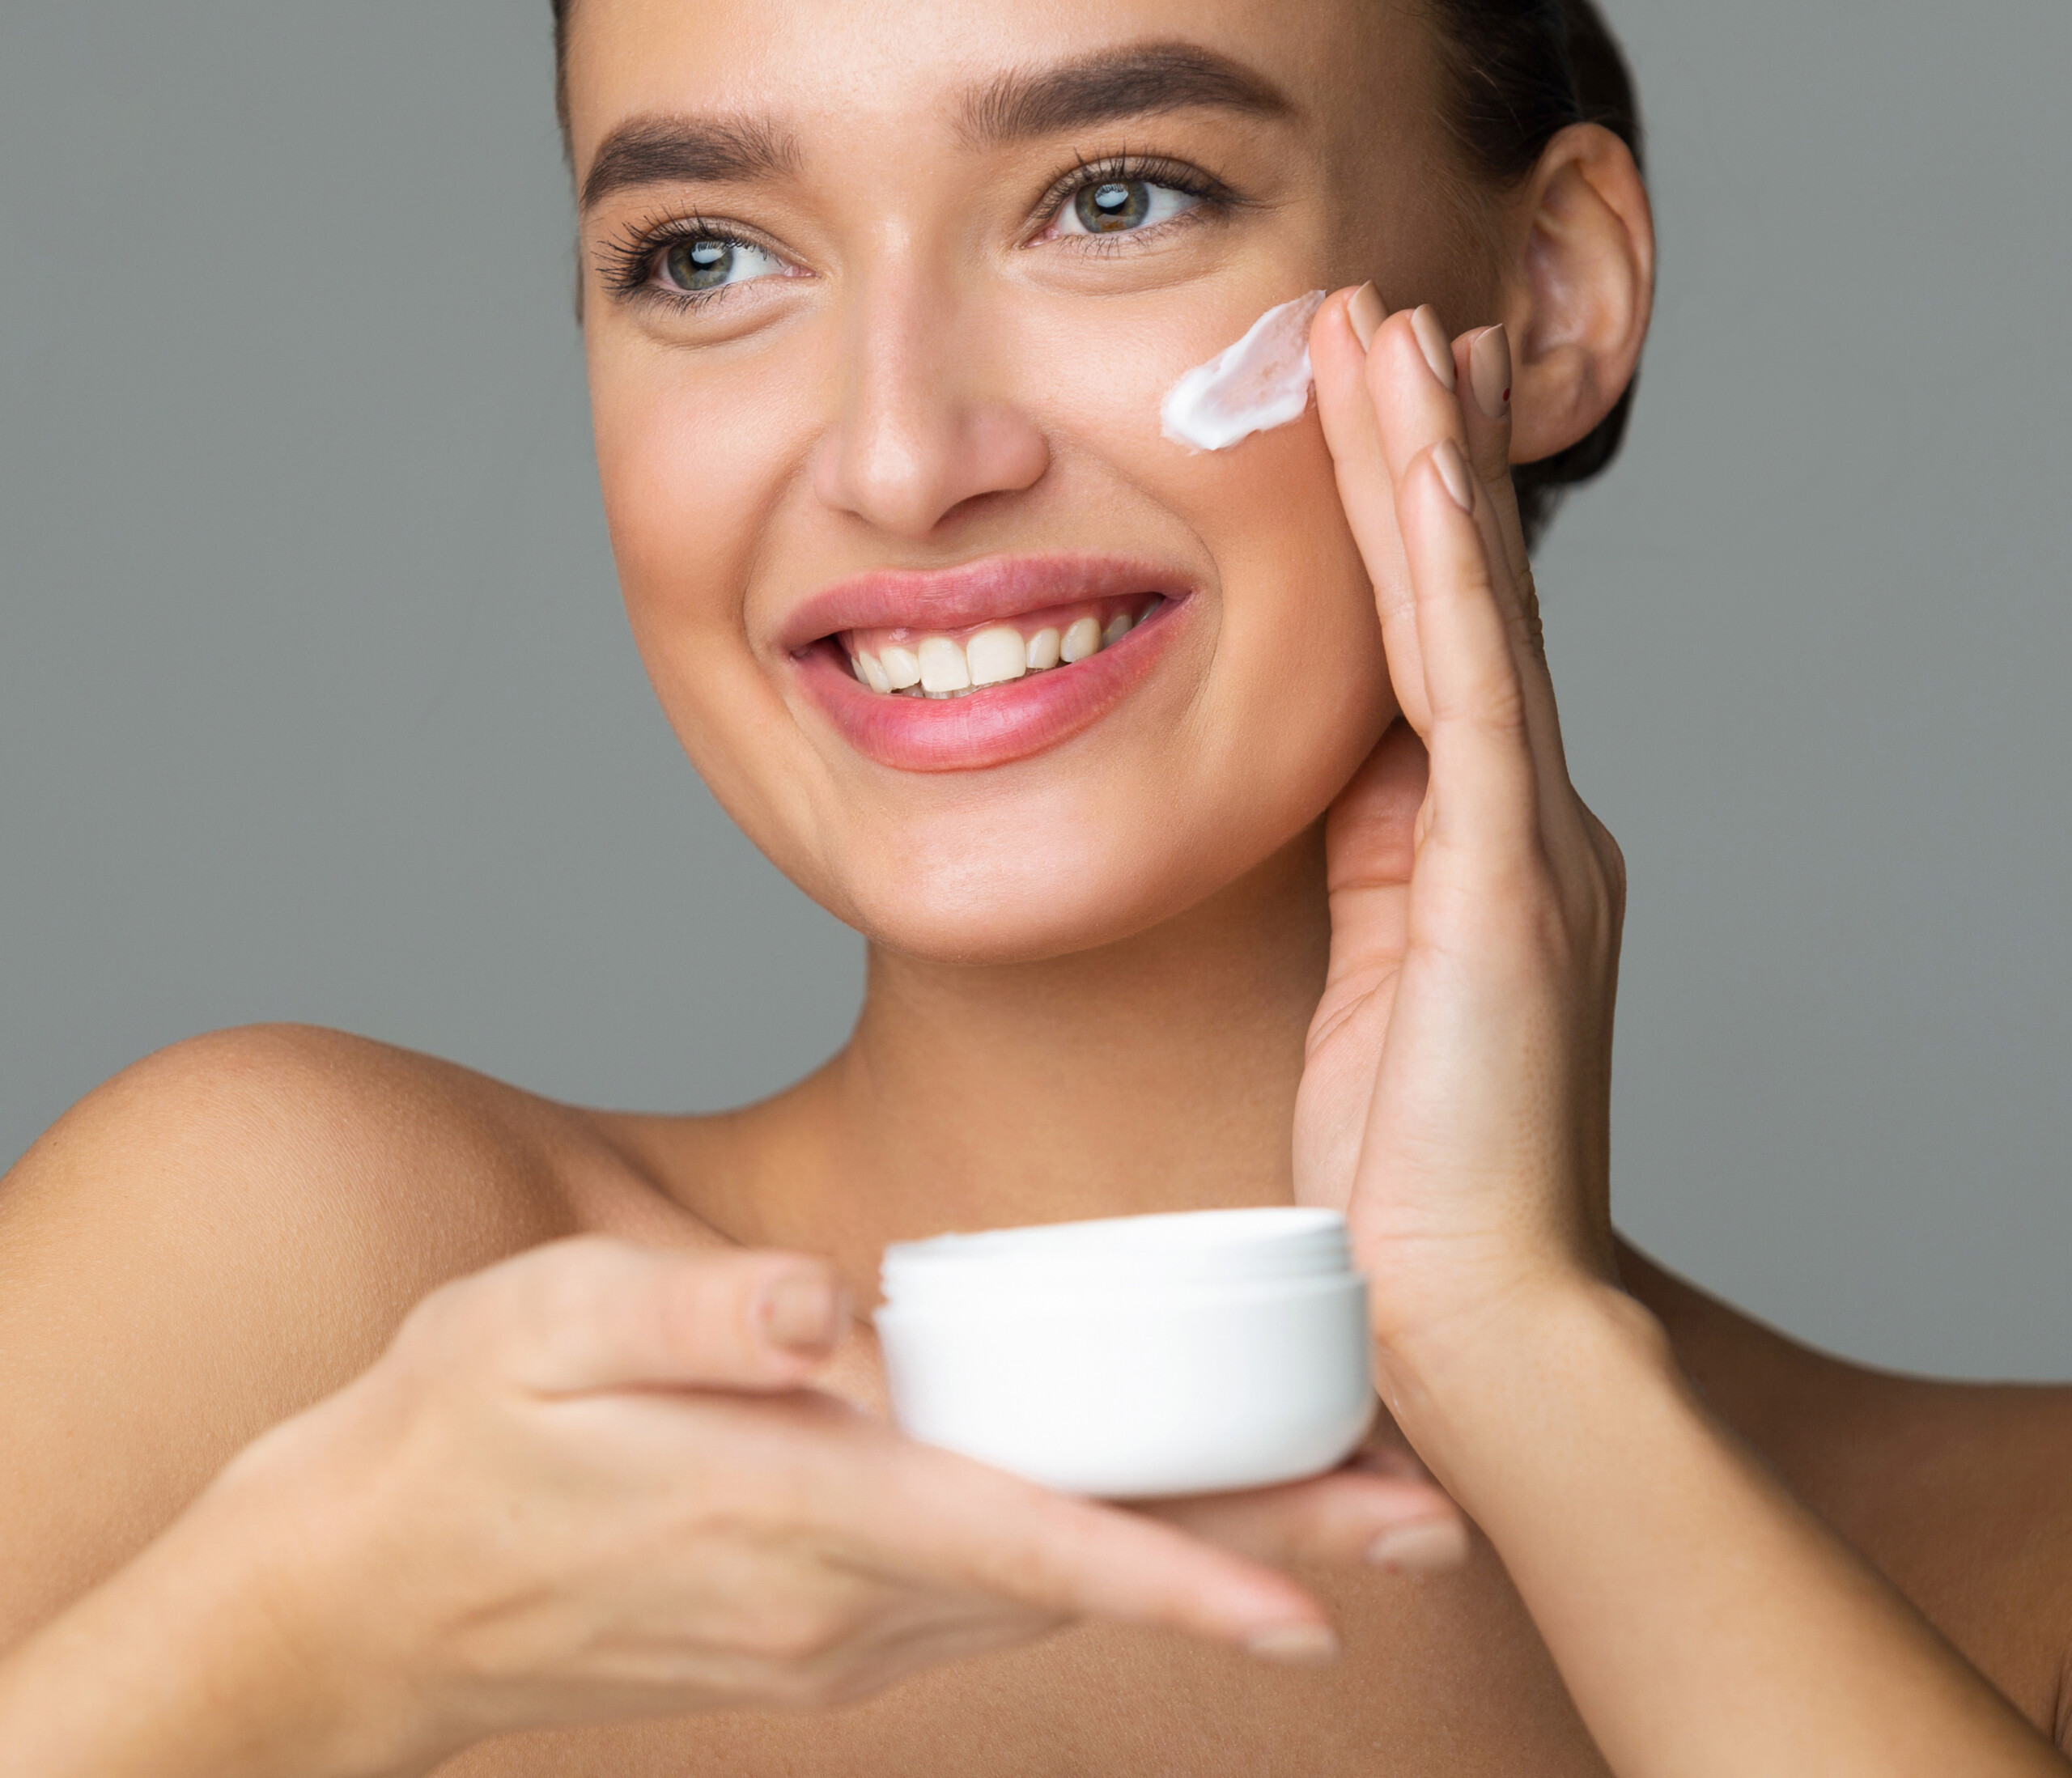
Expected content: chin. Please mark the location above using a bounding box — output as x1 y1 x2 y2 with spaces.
826 813 1247 966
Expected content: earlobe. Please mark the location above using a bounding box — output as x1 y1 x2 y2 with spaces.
1504 124 1655 466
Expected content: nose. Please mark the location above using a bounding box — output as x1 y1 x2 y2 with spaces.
809 269 1050 537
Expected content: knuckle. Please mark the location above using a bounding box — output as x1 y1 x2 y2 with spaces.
508 1236 631 1330
393 1269 494 1366
663 1258 764 1362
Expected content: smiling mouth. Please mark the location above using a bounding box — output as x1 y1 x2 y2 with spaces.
836 595 1168 698
783 553 1192 772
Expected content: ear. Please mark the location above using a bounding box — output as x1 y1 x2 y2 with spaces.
1501 123 1655 465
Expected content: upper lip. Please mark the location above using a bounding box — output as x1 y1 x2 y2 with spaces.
775 553 1195 651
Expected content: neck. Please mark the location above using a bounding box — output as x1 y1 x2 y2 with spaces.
709 828 1333 1294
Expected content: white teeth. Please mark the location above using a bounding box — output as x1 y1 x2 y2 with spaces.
852 604 1159 697
918 634 972 694
1060 616 1102 664
880 643 923 690
966 626 1028 686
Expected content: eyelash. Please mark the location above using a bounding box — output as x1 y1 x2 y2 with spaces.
593 210 770 311
595 151 1241 312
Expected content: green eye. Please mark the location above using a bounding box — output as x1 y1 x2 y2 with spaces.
1055 176 1202 240
1075 180 1153 233
663 240 737 291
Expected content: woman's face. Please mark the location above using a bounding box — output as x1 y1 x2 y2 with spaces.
567 0 1497 962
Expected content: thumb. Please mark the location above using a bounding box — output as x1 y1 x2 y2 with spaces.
434 1236 849 1395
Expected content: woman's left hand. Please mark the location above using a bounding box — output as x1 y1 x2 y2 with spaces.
1293 286 1627 1380
1291 288 2072 1778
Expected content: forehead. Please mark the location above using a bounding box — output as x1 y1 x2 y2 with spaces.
563 0 1412 168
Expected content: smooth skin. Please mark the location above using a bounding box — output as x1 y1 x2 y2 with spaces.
3 1 2071 1773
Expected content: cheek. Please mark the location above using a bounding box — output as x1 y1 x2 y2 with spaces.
589 333 802 645
585 329 830 848
1014 297 1395 817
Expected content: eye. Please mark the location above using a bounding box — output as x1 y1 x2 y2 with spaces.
652 235 786 295
1052 177 1202 238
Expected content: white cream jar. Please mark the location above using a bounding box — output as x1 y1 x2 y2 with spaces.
875 1207 1374 1499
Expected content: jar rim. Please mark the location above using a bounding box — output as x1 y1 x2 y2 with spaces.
880 1206 1353 1306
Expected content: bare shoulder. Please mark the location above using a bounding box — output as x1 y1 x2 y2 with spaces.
1796 1362 2072 1735
0 1025 630 1644
1641 1250 2072 1739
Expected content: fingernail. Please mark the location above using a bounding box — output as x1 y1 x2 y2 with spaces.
1244 1623 1341 1666
1410 304 1456 391
1348 282 1385 351
761 1273 842 1354
1469 325 1512 421
1365 1518 1470 1575
1432 438 1474 512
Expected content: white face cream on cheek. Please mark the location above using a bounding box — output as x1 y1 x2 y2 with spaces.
874 1207 1374 1499
1158 289 1329 452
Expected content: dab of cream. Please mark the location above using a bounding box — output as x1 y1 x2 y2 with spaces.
1160 290 1327 452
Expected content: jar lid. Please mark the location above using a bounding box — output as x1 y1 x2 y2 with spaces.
880 1206 1352 1310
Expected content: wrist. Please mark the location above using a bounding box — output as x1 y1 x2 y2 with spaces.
180 1426 454 1778
1373 1272 1679 1503
0 1483 436 1778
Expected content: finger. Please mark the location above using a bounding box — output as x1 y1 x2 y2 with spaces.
1457 324 1534 596
1325 719 1425 899
846 1440 1343 1664
1361 304 1518 743
1140 1468 1467 1576
1397 441 1539 851
1454 322 1574 790
1312 284 1429 733
420 1236 849 1395
1317 722 1423 1005
1366 311 1585 800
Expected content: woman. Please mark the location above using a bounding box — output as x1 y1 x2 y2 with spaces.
2 0 2067 1772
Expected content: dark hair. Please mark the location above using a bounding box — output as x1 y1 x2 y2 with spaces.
550 0 1642 549
1423 0 1645 546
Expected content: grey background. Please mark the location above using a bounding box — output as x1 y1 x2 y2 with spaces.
2 3 2067 1379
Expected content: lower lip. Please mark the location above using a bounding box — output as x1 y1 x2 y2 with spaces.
793 596 1190 773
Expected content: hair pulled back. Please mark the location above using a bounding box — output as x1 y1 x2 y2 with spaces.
1422 0 1643 545
550 0 1642 548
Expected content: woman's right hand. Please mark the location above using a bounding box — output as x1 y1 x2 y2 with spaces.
8 1237 1460 1777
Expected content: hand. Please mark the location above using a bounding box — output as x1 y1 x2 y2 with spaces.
1295 287 1627 1375
88 1236 1459 1775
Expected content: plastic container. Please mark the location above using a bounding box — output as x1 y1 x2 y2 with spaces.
874 1206 1374 1499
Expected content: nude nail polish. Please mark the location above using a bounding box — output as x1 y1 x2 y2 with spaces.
1469 325 1512 421
1432 438 1474 511
762 1274 843 1353
1348 282 1386 351
1411 305 1456 391
1365 1518 1470 1574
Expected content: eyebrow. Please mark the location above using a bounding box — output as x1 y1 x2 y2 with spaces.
960 42 1293 146
578 42 1292 214
580 117 799 212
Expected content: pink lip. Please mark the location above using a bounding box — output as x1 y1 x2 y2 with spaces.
780 554 1195 774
